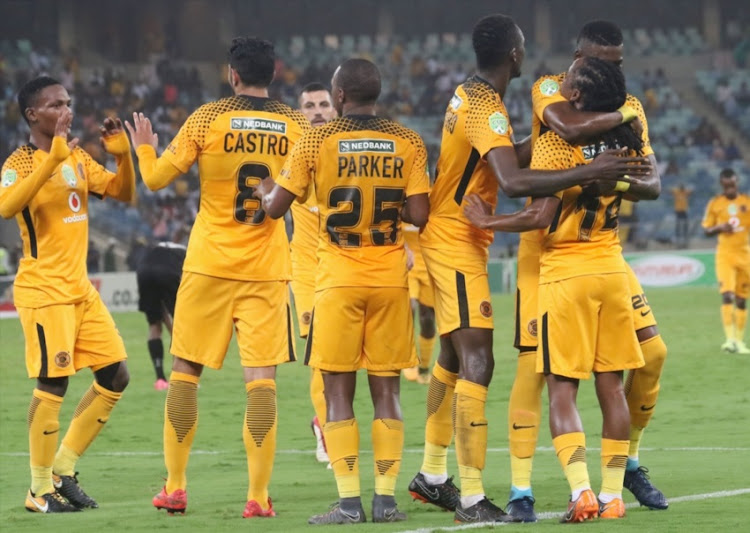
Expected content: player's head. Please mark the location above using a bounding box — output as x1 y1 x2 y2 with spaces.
298 82 337 127
563 56 642 153
330 58 381 116
719 168 738 199
17 76 70 133
472 14 525 78
227 37 276 90
575 20 624 66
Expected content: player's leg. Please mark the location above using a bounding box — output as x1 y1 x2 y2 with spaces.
416 300 437 384
236 280 296 518
148 322 168 388
717 256 738 351
306 287 366 524
310 368 329 463
733 266 749 353
19 303 80 513
402 286 420 382
51 289 129 510
155 272 232 513
138 269 168 387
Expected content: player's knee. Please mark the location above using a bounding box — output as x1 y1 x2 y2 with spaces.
736 297 747 310
721 291 735 305
95 361 130 392
37 376 69 397
419 307 436 337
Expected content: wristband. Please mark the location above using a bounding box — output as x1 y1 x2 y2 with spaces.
614 180 630 192
618 105 637 124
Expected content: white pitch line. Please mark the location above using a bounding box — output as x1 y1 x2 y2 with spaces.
396 488 750 533
1 446 749 457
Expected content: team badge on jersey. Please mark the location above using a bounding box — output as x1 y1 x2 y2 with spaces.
728 203 738 216
1 169 17 187
527 318 538 338
450 94 463 111
488 112 509 135
61 164 77 187
301 311 312 325
540 78 560 96
68 192 82 213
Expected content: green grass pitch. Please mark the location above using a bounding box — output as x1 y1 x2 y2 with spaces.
0 287 748 532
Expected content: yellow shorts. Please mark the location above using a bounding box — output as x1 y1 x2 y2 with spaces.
717 253 750 299
514 237 541 352
537 273 644 379
291 276 315 338
171 272 296 369
626 262 658 331
422 246 493 335
18 286 127 379
408 263 435 308
305 286 416 372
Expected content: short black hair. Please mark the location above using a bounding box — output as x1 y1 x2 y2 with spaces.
336 59 381 105
719 168 737 180
574 57 642 154
300 82 329 95
577 20 623 47
227 37 275 87
17 76 61 125
472 14 521 71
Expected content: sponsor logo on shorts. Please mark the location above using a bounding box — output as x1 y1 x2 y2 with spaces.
54 351 71 368
527 318 537 337
301 311 312 325
479 300 492 318
68 191 82 213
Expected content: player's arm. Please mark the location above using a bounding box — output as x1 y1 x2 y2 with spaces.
126 112 185 191
487 145 650 198
702 204 733 235
258 137 313 219
0 111 78 219
401 138 430 228
542 101 635 146
402 193 429 227
463 193 560 232
514 135 532 168
97 117 136 203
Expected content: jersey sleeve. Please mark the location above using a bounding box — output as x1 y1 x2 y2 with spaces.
277 131 315 200
532 75 568 126
624 94 654 157
1 148 34 186
78 149 117 198
465 91 514 157
162 105 207 173
701 199 716 228
406 137 431 197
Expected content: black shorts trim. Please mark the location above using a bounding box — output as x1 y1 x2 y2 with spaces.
518 346 537 354
286 304 296 362
303 309 315 365
541 312 550 375
455 272 470 329
22 208 37 259
453 148 480 205
36 323 48 378
513 288 521 349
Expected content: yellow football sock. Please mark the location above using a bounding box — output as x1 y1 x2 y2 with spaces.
600 438 629 496
325 418 360 498
628 426 644 460
418 335 436 370
421 363 457 476
54 382 122 477
28 389 63 496
454 379 488 498
310 368 326 426
508 351 544 489
721 303 735 340
244 379 277 508
736 308 747 341
163 371 199 493
372 418 403 496
625 334 667 429
553 432 590 494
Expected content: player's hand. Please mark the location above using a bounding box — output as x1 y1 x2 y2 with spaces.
100 117 130 155
463 194 493 229
405 246 415 271
252 177 275 200
54 108 79 152
629 118 644 140
589 148 651 181
125 112 158 150
718 222 735 233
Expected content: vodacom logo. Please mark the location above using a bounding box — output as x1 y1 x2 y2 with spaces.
68 191 82 213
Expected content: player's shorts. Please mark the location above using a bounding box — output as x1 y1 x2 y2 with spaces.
514 237 541 352
408 263 435 308
291 276 315 338
625 262 658 331
18 286 127 379
716 252 750 299
305 286 416 372
137 266 181 324
537 273 644 380
422 246 493 335
171 272 296 369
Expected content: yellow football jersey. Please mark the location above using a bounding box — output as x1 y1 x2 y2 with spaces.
532 131 627 284
702 193 750 256
161 95 310 281
277 115 430 290
419 76 514 255
1 144 119 307
290 192 319 285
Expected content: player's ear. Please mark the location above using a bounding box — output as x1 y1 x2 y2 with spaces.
25 107 37 124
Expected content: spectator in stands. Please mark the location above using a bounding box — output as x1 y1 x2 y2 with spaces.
725 139 741 161
736 81 750 107
104 238 117 272
671 183 693 247
712 138 727 161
